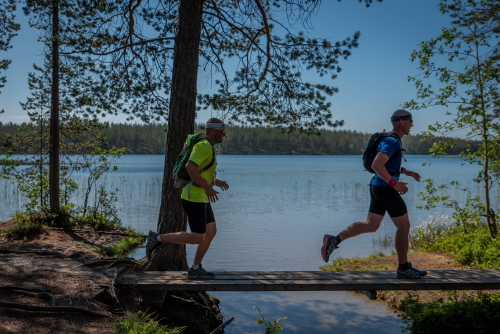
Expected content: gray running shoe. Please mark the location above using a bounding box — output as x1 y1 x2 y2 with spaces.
396 262 427 279
186 264 215 279
145 230 161 260
321 234 339 263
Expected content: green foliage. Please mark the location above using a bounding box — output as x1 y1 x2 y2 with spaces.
416 179 485 234
399 292 500 334
103 234 145 257
0 90 124 230
112 312 185 334
79 185 121 230
253 306 289 334
0 0 20 97
0 209 73 238
413 225 500 270
409 215 500 269
404 0 500 239
409 215 457 250
19 0 384 130
22 0 137 119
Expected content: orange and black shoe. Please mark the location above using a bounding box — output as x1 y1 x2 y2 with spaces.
321 234 339 263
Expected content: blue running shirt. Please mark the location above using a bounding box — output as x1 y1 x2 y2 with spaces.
370 134 402 186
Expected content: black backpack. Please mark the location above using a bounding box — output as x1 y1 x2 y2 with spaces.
362 132 404 174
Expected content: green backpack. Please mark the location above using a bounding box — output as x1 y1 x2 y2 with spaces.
172 133 215 189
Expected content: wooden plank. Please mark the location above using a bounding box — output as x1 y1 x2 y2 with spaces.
137 270 500 292
139 270 500 291
138 280 500 292
142 270 500 281
143 273 500 281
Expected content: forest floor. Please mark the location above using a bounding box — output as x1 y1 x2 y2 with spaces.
0 221 221 334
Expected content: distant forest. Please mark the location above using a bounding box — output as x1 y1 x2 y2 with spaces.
0 122 478 155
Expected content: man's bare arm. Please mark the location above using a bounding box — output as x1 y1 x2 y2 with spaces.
185 162 219 202
372 152 408 194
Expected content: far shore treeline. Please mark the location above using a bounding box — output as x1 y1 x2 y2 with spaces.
0 122 477 155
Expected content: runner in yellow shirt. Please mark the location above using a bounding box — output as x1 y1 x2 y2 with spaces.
146 118 229 279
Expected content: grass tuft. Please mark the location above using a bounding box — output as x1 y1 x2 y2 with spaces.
112 312 185 334
104 234 144 257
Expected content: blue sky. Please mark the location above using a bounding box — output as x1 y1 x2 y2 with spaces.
1 0 453 135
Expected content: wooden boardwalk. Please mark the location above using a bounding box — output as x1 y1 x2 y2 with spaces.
138 270 500 292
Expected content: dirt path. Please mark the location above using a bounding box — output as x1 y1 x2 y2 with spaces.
0 221 223 334
0 221 146 333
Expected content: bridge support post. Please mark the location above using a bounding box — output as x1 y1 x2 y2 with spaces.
363 290 377 300
161 291 169 309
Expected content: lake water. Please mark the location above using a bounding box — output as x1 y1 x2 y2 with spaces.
1 155 495 333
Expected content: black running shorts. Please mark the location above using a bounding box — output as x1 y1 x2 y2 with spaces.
181 199 215 234
368 185 408 218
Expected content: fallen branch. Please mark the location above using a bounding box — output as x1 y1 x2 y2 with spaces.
76 258 136 268
11 290 56 306
0 286 47 293
49 228 146 238
0 301 109 317
210 317 235 334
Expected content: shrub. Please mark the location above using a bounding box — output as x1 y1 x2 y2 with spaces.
399 292 500 334
409 216 500 269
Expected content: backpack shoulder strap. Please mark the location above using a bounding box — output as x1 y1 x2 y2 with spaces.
187 138 216 198
199 143 216 173
386 133 407 164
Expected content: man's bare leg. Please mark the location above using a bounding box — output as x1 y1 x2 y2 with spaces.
322 212 384 262
338 212 384 242
159 231 204 245
193 222 217 266
390 213 410 265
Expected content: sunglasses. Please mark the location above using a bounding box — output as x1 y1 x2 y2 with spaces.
218 128 226 134
391 115 413 124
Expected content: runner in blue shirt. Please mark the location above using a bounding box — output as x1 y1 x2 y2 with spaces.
321 110 428 279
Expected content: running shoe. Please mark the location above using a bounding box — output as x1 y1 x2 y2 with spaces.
145 230 161 260
396 262 427 279
321 234 339 263
186 264 215 279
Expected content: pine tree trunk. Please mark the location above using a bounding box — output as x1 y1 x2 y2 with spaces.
50 0 60 214
146 0 204 271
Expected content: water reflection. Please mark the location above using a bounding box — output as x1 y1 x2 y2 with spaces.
1 155 496 333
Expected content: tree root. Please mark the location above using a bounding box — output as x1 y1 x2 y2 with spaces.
0 301 109 317
10 290 56 306
76 257 136 268
110 267 128 306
